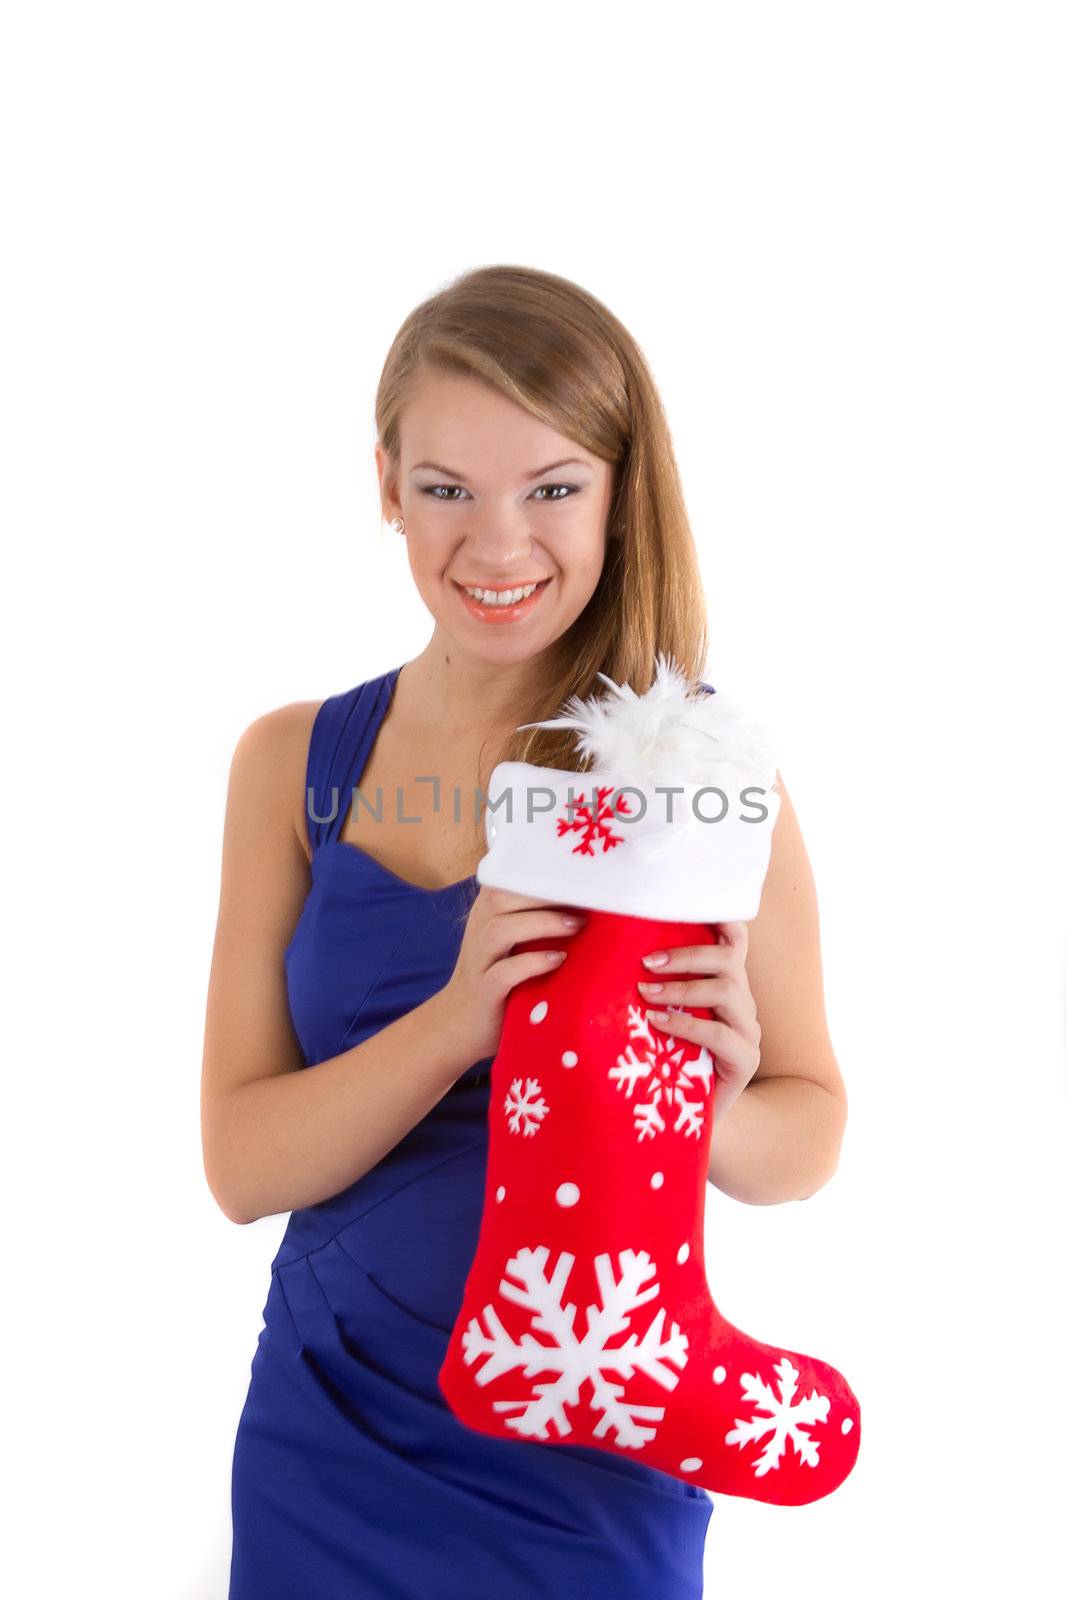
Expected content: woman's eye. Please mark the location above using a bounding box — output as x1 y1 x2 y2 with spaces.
534 483 578 501
421 485 468 501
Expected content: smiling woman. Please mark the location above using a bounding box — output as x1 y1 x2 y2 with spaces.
376 363 633 775
204 263 847 1600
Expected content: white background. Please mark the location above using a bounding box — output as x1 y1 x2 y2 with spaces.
4 3 1065 1595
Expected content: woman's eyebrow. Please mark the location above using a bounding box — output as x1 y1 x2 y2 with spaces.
409 457 591 482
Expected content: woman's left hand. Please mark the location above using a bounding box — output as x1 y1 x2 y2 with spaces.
636 920 761 1123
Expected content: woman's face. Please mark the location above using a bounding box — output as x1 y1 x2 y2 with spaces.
377 372 615 666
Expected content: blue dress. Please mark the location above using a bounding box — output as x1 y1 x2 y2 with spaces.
228 664 713 1599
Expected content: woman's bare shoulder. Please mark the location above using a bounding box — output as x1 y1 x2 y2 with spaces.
225 697 326 865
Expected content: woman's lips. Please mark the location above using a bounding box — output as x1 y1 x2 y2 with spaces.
453 578 552 624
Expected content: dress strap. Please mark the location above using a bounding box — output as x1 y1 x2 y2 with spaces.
304 665 401 856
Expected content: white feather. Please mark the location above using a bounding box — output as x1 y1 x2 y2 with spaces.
517 650 778 790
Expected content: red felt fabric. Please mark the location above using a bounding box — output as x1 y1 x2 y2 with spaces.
438 909 862 1506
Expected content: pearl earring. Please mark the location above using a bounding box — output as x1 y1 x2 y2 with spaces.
390 516 405 534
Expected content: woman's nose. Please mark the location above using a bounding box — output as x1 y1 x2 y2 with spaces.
462 519 535 563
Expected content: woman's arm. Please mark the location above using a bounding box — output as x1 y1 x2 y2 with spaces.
705 773 848 1206
199 705 476 1226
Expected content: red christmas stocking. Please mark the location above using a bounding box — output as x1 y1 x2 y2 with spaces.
437 655 862 1506
437 910 861 1505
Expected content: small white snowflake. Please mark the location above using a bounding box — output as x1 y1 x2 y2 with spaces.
609 1003 715 1141
504 1076 550 1136
461 1245 689 1448
724 1355 831 1476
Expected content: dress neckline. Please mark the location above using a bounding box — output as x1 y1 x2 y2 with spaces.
323 663 481 897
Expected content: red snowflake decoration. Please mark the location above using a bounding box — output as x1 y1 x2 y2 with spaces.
555 786 633 856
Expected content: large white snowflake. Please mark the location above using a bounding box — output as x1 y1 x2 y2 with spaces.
609 1003 715 1141
724 1355 831 1476
461 1245 689 1448
503 1077 550 1136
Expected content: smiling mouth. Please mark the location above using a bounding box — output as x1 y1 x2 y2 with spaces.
453 578 552 607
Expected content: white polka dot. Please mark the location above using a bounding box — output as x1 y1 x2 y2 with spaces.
650 1172 664 1189
679 1457 703 1473
530 1000 548 1024
676 1242 690 1265
712 1365 726 1384
841 1417 853 1435
561 1050 578 1068
495 1185 506 1203
556 1182 580 1207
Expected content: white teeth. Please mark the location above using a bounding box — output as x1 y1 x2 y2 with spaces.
463 582 540 607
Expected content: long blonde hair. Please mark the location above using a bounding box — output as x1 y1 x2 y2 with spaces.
375 264 711 851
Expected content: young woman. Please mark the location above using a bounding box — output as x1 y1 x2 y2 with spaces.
201 264 848 1599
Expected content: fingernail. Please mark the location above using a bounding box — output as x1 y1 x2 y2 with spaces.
638 981 663 994
549 950 567 961
643 951 668 968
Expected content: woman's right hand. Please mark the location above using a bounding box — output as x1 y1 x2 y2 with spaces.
434 885 587 1068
